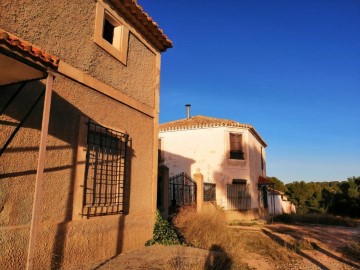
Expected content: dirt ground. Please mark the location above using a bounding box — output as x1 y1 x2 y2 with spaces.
82 223 360 270
258 223 360 270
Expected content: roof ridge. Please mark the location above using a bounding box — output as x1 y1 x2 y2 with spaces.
159 115 267 147
159 115 252 127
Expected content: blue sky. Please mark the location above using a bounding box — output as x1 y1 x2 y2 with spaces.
139 0 360 183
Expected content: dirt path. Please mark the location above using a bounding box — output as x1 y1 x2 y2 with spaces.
262 223 360 270
81 224 360 270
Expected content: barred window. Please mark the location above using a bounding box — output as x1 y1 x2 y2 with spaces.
227 180 251 210
82 121 129 217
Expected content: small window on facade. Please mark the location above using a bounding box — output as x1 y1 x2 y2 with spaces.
103 18 115 44
94 2 129 64
261 147 264 171
229 133 244 160
82 120 129 217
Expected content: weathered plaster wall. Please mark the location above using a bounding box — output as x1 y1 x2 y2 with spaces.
0 0 157 107
161 128 225 179
247 131 266 209
160 127 261 210
0 72 156 269
268 195 296 215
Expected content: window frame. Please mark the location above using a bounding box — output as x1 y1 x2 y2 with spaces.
94 1 129 65
229 133 245 160
81 120 129 218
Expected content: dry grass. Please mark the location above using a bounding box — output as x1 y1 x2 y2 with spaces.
233 229 296 262
173 207 296 269
273 213 355 227
342 238 360 263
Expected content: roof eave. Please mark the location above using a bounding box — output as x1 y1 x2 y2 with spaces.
107 0 172 52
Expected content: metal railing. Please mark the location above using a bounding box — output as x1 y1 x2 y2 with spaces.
229 150 244 160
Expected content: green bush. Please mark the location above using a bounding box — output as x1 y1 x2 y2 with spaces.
145 210 183 246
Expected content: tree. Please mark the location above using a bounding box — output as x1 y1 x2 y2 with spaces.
267 176 286 192
284 177 360 218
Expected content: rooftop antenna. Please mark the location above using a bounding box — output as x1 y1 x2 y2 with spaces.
185 104 191 120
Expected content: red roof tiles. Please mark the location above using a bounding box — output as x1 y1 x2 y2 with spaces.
108 0 172 52
258 175 274 185
160 115 267 147
0 29 60 68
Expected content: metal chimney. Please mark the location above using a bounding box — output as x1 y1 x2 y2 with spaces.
185 104 191 120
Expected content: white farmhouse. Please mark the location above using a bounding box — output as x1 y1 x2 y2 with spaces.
159 110 270 217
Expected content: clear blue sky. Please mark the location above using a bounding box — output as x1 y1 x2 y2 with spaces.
139 0 360 183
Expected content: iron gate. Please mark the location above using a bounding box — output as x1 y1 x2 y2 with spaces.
204 183 216 201
169 172 196 207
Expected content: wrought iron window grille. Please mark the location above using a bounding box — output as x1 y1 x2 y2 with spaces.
82 120 129 217
229 150 244 160
226 183 251 210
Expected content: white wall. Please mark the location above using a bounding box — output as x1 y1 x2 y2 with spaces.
160 126 266 210
268 194 297 215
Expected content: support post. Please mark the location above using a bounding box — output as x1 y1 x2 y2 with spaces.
193 168 204 212
26 73 54 270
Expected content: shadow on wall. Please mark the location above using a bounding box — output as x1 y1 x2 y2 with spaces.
211 141 268 216
158 150 196 215
162 150 196 177
0 81 131 269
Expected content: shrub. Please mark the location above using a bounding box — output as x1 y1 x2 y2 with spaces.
145 210 183 246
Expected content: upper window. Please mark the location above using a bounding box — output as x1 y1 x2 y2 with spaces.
94 2 129 64
82 120 129 217
229 133 244 160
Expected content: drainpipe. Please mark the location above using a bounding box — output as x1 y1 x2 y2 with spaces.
185 104 191 120
26 72 54 270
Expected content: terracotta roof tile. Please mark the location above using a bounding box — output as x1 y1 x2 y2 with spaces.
0 29 60 68
258 175 274 185
160 115 267 147
108 0 172 52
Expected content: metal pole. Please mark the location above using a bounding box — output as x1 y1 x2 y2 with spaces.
26 73 54 270
272 184 275 222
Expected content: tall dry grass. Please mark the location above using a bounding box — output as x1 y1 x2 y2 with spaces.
173 207 296 269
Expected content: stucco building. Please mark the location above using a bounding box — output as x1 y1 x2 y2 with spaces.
268 190 297 215
0 0 171 269
159 113 269 218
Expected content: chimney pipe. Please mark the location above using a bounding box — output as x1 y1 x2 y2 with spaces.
185 104 191 120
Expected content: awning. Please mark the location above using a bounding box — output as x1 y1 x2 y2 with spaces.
258 175 274 185
0 29 58 270
0 29 59 86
